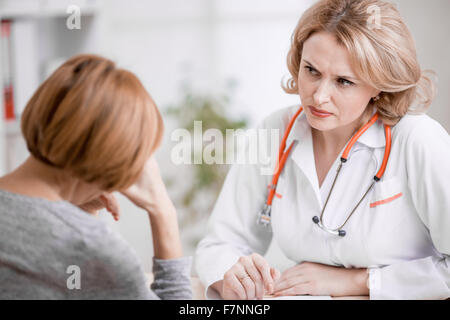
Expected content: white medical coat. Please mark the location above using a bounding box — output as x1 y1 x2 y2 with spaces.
195 105 450 300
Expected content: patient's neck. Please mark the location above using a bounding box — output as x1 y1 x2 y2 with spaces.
0 156 96 204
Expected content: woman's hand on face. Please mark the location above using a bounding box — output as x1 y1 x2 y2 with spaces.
221 253 280 300
78 193 120 221
122 157 182 259
272 262 368 297
121 157 174 217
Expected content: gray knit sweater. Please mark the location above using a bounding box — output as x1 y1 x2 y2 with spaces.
0 189 192 300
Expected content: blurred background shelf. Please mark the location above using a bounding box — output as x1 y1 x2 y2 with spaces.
0 0 99 19
4 118 19 135
0 0 102 174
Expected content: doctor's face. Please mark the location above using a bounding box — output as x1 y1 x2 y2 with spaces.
297 31 379 132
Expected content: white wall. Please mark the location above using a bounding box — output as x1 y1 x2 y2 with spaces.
391 0 450 131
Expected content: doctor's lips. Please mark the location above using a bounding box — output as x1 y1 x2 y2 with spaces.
309 105 333 118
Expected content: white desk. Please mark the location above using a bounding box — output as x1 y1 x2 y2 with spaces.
145 273 368 300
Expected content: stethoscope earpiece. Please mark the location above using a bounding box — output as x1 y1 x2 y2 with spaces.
338 230 346 237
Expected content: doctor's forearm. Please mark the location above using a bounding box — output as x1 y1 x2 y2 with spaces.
345 268 369 296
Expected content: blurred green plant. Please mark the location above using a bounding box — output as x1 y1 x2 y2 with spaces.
165 80 248 226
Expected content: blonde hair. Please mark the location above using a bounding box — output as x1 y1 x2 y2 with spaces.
21 54 163 191
283 0 436 125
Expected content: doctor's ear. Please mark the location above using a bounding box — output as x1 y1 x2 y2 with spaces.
371 89 382 102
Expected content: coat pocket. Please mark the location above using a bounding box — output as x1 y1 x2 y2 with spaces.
370 176 404 209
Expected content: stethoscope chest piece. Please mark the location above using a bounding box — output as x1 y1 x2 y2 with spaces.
312 215 346 237
257 204 272 227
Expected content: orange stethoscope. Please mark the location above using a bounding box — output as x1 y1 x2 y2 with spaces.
257 106 392 237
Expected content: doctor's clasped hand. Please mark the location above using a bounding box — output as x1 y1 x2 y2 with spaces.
214 256 369 299
272 262 369 297
212 253 280 300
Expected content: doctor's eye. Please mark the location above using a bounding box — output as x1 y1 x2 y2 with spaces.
305 66 319 76
337 78 355 87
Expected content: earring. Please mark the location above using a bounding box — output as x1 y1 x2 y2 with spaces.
372 95 380 102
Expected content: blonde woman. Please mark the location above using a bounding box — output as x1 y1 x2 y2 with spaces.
195 0 450 300
0 54 191 299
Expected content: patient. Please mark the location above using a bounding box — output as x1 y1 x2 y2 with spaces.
0 54 192 299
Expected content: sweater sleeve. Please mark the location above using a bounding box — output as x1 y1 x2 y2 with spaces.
151 257 193 300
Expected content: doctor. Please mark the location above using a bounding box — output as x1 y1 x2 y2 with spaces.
195 0 450 300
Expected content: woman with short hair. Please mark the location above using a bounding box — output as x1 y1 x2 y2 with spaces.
0 54 192 299
195 0 450 300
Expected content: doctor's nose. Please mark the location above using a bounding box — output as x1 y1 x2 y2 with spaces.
313 80 332 106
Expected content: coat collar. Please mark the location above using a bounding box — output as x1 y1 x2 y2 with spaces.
286 106 386 151
283 106 387 208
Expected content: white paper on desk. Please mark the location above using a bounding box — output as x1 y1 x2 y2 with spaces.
264 295 332 300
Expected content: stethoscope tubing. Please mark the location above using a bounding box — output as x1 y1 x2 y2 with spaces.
258 106 392 237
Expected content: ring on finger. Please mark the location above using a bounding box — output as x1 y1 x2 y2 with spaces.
238 273 251 281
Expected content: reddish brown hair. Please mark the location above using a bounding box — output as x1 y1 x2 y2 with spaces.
21 54 163 191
